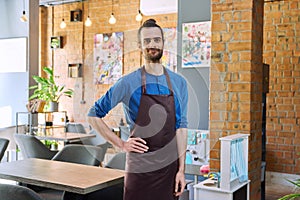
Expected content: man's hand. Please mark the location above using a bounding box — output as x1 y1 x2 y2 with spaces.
174 171 186 196
122 137 149 153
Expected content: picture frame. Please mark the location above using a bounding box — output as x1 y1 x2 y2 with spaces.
50 36 62 49
70 9 82 22
182 21 211 68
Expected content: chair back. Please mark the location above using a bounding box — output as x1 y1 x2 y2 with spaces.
13 134 58 160
105 152 126 170
0 183 44 200
52 144 105 166
66 123 86 133
0 138 9 161
82 129 106 146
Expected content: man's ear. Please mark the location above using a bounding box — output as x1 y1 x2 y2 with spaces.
138 42 141 49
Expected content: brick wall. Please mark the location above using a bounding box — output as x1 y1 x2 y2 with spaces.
39 0 177 127
264 0 300 174
210 1 264 199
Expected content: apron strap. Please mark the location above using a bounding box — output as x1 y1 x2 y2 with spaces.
141 66 173 95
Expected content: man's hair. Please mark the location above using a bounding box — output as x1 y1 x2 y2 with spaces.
137 19 164 44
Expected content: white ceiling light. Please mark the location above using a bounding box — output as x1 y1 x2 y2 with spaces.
140 0 177 16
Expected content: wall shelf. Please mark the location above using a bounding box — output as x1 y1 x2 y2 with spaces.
68 63 82 78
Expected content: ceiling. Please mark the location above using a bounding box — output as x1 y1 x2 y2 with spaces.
39 0 85 6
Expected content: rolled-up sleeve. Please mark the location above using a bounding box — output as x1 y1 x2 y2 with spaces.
88 78 126 118
178 79 188 128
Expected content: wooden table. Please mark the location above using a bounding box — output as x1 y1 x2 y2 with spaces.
34 131 95 143
0 158 124 194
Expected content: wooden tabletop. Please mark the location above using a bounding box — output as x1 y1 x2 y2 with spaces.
34 132 95 142
0 158 124 194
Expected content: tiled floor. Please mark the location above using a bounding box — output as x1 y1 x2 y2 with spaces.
266 182 297 200
0 176 299 200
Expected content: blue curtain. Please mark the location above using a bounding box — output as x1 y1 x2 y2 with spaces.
230 138 248 182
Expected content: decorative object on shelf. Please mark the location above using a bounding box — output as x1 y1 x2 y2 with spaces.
94 32 123 84
50 36 63 49
108 0 116 24
60 0 66 29
26 99 46 113
68 63 82 78
70 9 82 22
29 67 74 112
20 0 28 22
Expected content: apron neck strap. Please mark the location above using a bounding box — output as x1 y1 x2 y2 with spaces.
141 66 173 95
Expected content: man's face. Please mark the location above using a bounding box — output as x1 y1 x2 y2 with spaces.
140 27 164 63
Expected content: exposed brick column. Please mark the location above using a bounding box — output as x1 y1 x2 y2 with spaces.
210 1 264 199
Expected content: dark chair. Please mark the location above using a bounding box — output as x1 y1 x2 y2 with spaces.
66 123 86 133
81 129 111 157
0 183 44 200
52 144 105 166
0 138 9 161
105 152 126 170
13 134 58 160
81 129 106 146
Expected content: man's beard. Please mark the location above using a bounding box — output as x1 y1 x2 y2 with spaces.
144 48 163 63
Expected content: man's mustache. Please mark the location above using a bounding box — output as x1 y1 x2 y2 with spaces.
146 48 161 51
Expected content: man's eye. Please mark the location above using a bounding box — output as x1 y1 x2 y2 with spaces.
153 38 161 43
144 39 151 44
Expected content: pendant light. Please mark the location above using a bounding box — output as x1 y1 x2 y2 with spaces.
60 0 66 29
85 0 92 26
20 0 28 22
109 0 116 25
135 10 143 22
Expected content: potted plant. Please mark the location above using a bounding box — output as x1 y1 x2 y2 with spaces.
29 67 74 112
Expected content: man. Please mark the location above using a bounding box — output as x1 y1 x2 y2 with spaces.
87 19 188 200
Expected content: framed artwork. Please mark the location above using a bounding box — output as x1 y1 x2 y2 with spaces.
94 32 123 84
182 21 211 68
50 36 62 49
162 27 177 72
70 10 82 22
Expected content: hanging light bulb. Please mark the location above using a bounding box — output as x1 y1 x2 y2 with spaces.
109 0 116 25
60 19 66 29
135 10 143 22
20 0 28 22
85 1 92 27
60 0 66 29
20 11 28 22
85 16 92 26
109 13 116 24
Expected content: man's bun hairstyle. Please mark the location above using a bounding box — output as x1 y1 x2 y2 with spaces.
138 18 164 44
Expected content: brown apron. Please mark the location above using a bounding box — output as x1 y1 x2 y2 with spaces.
124 66 179 200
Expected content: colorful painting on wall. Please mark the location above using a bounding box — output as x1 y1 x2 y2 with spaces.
162 27 177 72
94 32 123 84
182 21 211 68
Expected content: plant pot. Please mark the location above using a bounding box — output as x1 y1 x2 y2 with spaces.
49 101 59 112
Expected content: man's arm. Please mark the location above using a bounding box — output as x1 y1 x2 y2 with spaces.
174 127 187 196
87 116 148 153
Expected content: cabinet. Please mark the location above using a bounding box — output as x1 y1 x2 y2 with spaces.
16 111 67 135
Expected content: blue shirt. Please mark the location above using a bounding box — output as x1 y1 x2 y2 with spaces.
88 67 188 130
